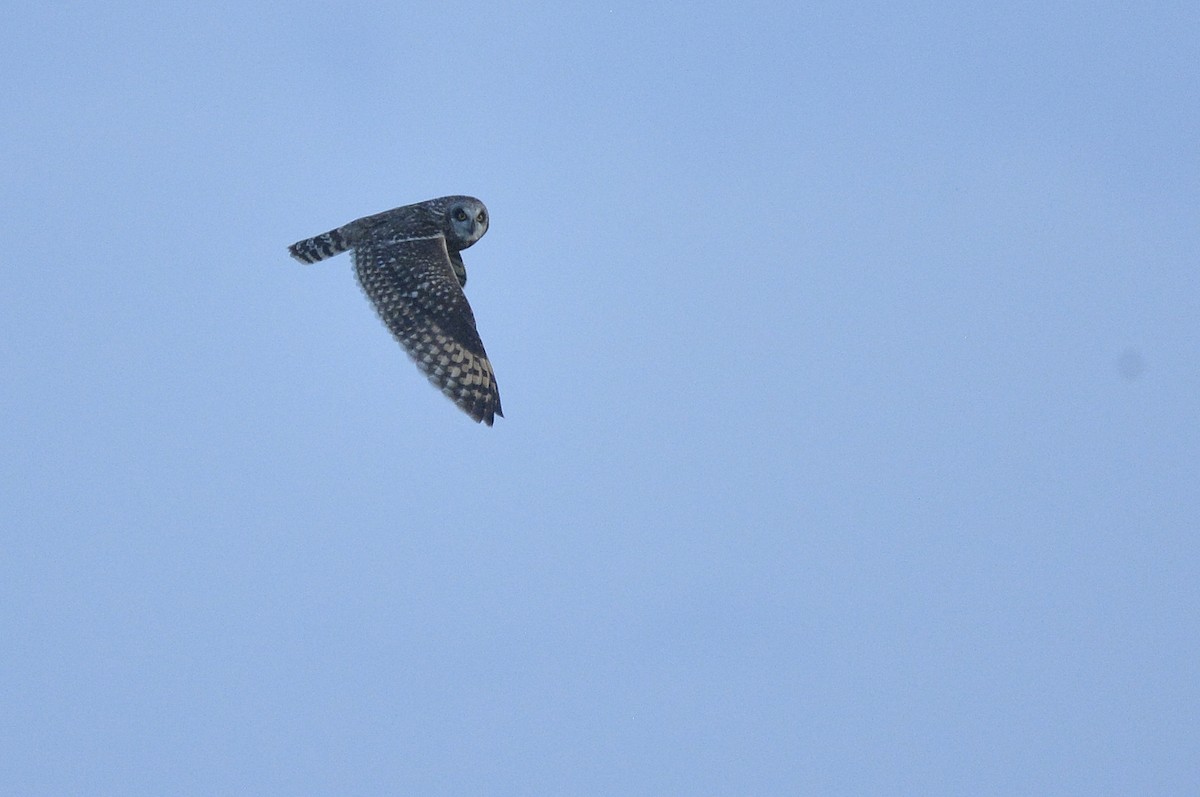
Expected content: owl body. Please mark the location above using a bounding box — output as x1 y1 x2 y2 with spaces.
289 195 503 426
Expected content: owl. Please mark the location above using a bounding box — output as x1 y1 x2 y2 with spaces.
288 195 503 425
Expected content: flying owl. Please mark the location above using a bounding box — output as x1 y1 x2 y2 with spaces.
288 195 503 425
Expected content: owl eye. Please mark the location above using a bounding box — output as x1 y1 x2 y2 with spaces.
453 208 468 222
476 212 486 223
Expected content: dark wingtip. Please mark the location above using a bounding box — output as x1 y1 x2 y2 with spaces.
466 403 500 426
482 404 501 426
479 408 502 427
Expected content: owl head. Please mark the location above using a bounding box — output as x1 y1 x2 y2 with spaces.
443 197 489 250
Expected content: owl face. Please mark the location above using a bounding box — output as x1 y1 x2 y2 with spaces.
444 198 489 249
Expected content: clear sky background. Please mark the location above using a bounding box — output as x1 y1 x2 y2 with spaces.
2 2 1197 794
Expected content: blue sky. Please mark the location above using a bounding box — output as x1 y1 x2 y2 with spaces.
2 2 1197 793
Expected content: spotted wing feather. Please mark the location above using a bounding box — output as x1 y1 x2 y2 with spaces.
353 236 502 425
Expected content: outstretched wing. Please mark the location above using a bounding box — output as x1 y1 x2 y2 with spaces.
352 234 503 425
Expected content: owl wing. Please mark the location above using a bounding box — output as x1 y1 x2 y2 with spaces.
352 234 503 425
448 250 468 288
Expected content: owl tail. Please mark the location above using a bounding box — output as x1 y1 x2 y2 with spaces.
288 227 351 264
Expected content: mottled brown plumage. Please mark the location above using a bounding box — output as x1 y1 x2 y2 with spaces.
288 196 502 425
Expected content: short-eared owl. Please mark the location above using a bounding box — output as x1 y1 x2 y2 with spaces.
289 195 502 425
